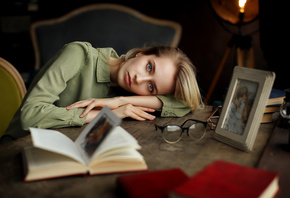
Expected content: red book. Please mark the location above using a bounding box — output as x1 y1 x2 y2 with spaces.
117 168 189 198
172 161 279 198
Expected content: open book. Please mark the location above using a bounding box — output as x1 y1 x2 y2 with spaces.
22 106 148 181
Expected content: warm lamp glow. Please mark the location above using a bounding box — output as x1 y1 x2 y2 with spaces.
210 0 259 24
239 0 247 13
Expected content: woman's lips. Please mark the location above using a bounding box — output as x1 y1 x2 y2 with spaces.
126 73 131 87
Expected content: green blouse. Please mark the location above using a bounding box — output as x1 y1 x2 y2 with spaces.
2 42 191 142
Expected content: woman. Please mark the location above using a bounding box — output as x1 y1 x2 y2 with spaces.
1 41 203 143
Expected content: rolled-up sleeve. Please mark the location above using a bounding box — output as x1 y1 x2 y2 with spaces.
156 95 191 117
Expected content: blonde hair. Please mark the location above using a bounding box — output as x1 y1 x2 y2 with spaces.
114 45 204 112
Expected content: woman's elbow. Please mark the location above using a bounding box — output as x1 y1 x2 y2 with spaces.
20 108 40 130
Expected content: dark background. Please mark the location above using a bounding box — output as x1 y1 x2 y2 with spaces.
0 0 288 103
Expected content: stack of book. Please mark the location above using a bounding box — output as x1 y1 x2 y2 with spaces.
262 89 285 123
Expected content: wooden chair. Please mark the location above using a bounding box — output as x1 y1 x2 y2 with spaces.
0 58 27 137
30 3 182 70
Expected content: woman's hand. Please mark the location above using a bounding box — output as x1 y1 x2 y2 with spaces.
66 97 121 118
112 104 155 121
84 104 155 123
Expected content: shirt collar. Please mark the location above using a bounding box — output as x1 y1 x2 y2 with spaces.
96 48 119 83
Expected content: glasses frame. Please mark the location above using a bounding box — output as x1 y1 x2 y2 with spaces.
155 119 207 144
206 106 222 130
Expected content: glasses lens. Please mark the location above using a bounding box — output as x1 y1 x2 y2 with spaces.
188 123 206 141
163 125 182 143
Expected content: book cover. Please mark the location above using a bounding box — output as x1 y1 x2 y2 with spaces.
117 169 189 198
172 160 279 198
267 89 285 106
269 89 285 99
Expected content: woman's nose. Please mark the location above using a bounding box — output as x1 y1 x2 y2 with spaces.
135 74 151 84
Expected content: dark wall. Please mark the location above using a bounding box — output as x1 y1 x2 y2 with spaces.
1 0 280 103
260 0 289 91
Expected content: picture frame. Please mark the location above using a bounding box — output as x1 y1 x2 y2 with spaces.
214 66 275 151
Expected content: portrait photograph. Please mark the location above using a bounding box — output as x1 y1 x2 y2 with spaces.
222 79 258 135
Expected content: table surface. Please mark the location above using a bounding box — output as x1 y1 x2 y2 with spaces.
0 106 288 198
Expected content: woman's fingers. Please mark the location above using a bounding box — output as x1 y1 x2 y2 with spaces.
133 107 155 120
66 98 120 111
113 104 155 121
66 99 98 118
66 98 95 110
80 102 98 118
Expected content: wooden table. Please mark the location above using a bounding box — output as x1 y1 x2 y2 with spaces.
0 106 288 198
258 125 290 198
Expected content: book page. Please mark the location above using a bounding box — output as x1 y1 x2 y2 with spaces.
24 147 87 181
75 106 121 163
92 126 141 161
30 128 86 164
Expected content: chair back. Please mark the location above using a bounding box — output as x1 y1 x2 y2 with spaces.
31 3 182 70
0 58 27 137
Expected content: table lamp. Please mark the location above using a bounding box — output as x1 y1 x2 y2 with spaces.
205 0 259 104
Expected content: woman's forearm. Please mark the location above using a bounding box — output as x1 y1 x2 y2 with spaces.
118 96 163 110
67 96 163 119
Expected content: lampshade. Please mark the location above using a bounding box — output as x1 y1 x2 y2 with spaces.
210 0 259 24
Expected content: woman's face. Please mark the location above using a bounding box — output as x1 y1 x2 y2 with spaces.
117 54 177 96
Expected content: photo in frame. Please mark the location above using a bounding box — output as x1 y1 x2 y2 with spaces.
75 106 121 161
214 66 275 151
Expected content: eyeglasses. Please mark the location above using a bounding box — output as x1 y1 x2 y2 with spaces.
155 119 207 144
206 106 222 130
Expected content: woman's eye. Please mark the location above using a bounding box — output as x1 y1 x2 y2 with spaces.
148 83 154 93
147 63 152 72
